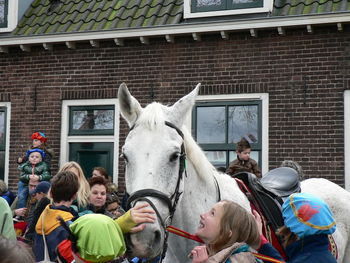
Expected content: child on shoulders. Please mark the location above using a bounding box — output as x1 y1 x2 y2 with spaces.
18 131 54 169
16 148 51 210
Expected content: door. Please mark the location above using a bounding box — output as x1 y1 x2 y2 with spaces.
69 142 114 180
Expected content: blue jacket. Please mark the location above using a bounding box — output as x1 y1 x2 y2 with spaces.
259 234 337 263
33 205 78 262
1 190 16 206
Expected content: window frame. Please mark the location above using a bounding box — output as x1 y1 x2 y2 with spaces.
184 0 273 19
61 99 119 183
190 93 269 174
345 90 350 190
0 102 10 184
0 0 18 33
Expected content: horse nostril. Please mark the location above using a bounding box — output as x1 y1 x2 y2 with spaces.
154 230 161 244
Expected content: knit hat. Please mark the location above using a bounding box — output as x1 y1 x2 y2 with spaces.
26 148 45 159
282 193 336 238
31 132 47 143
69 214 126 263
29 181 51 195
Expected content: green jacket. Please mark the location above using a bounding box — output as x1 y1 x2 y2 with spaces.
18 161 51 183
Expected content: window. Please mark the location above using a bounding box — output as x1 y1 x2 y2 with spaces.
0 0 8 28
0 103 10 183
345 91 350 190
61 100 119 182
69 105 114 135
192 93 268 174
184 0 272 18
192 0 263 12
0 0 18 32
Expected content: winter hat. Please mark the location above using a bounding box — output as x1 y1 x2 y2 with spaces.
26 148 45 159
31 132 47 143
69 214 126 263
282 192 336 238
29 181 51 195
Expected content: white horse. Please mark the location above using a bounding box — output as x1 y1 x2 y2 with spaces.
118 83 350 263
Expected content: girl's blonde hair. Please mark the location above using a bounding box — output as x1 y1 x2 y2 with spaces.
208 200 260 255
59 161 90 208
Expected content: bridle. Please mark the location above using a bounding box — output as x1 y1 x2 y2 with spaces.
126 121 186 263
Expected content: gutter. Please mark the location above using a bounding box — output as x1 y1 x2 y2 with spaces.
0 12 349 49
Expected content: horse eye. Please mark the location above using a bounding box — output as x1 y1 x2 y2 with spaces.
169 152 180 162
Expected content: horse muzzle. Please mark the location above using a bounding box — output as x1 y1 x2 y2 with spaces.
126 222 164 259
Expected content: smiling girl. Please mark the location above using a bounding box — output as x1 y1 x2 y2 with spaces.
191 200 262 263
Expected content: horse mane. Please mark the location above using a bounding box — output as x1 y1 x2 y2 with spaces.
136 102 167 131
136 102 216 181
182 127 217 181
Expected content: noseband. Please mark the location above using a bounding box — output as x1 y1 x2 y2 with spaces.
126 121 186 262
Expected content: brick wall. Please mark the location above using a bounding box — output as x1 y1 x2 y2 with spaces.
1 24 349 190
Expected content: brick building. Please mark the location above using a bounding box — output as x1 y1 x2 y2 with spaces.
0 0 350 191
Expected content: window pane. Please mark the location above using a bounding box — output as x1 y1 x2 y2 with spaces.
196 106 225 143
0 0 4 24
204 151 226 168
72 109 114 131
229 150 259 165
197 0 222 7
0 111 5 146
228 105 258 144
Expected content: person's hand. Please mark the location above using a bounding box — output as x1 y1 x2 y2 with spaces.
29 175 39 181
129 202 156 233
18 157 23 163
253 210 263 235
15 208 27 217
190 245 208 263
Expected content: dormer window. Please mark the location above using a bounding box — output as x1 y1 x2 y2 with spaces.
184 0 272 18
0 0 18 33
0 0 8 28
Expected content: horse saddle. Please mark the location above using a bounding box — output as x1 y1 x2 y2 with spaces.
233 167 300 232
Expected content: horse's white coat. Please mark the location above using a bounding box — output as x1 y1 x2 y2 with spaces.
118 83 350 263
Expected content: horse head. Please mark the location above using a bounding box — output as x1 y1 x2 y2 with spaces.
118 83 200 259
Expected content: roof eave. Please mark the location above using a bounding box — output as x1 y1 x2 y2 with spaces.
1 12 350 48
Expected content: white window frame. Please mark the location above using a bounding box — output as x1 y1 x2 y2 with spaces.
60 99 119 183
0 102 10 184
345 90 350 190
188 93 269 175
184 0 273 19
0 0 18 33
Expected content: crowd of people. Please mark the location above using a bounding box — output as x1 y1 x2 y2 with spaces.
0 132 338 263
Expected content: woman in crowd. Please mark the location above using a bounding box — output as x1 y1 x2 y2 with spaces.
59 161 90 214
86 176 114 217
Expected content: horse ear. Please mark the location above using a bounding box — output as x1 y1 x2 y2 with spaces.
169 83 201 126
118 83 142 127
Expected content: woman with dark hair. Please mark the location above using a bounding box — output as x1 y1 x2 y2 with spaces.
92 166 109 180
87 176 114 218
